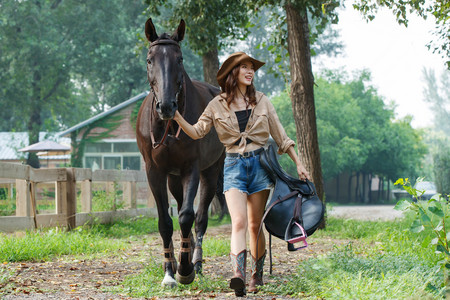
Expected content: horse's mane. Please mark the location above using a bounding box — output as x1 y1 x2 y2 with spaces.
158 33 172 40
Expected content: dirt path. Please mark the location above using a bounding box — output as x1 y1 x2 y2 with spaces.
1 205 402 299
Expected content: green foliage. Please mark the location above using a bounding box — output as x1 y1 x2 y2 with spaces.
270 70 427 181
88 216 168 239
0 0 148 149
0 197 15 217
91 187 125 213
433 143 450 195
145 0 250 55
70 114 122 167
423 69 450 135
263 243 440 298
394 177 450 292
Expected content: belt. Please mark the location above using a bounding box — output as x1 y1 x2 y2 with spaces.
226 147 264 158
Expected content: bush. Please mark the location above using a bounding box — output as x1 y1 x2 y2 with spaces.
433 142 450 195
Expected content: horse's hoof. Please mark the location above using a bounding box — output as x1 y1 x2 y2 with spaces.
194 261 202 274
176 268 195 284
161 273 177 288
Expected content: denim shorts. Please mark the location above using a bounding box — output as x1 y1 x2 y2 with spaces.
223 152 273 195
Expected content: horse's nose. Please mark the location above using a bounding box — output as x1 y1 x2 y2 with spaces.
158 100 178 120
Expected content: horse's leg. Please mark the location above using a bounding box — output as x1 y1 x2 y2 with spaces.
175 164 200 284
148 168 176 287
193 156 224 274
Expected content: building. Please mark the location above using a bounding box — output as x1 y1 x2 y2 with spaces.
0 132 70 168
59 92 148 171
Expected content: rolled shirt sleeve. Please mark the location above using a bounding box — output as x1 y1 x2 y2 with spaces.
192 102 215 139
267 99 295 154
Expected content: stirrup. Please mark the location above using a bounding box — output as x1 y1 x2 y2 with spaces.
285 218 308 251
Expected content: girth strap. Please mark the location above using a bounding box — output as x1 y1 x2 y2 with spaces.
256 190 300 274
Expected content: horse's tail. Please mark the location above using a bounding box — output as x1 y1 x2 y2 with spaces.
215 159 228 221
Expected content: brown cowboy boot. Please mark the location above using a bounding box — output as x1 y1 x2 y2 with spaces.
248 250 266 293
229 249 247 297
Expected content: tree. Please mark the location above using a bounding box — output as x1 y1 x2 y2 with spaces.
145 0 250 86
422 68 450 135
0 0 148 167
353 0 450 68
245 0 341 202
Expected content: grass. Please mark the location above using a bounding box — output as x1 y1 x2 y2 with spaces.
2 208 446 299
260 213 447 299
0 227 125 262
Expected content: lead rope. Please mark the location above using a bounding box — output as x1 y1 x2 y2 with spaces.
149 76 185 149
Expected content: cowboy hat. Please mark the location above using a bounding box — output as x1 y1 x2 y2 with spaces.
216 52 265 91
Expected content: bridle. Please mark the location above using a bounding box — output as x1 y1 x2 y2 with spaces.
148 39 186 149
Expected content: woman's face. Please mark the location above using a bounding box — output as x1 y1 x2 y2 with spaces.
237 60 255 87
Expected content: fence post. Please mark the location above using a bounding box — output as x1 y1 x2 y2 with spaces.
80 180 92 212
66 168 76 230
123 182 137 209
55 180 67 215
16 179 31 217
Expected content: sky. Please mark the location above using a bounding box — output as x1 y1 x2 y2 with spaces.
315 4 447 129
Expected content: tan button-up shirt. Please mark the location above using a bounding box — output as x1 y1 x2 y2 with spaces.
193 91 295 155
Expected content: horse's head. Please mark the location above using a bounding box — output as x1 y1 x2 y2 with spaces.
145 18 185 120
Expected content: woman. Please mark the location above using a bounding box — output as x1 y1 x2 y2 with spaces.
174 52 310 296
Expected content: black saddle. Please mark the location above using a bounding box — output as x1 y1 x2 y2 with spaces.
258 145 324 254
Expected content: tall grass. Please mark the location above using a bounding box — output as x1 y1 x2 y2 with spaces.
261 215 446 299
0 227 125 262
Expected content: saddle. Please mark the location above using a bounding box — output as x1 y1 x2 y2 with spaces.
258 145 324 272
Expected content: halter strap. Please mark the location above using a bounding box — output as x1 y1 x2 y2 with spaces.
149 39 180 48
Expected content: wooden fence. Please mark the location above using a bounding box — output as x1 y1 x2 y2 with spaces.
0 162 162 233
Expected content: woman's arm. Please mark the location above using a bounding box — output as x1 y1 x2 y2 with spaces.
286 145 311 181
173 111 201 140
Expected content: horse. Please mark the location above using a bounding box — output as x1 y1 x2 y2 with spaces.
136 18 225 287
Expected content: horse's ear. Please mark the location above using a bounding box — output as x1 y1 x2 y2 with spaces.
145 18 159 42
171 19 185 42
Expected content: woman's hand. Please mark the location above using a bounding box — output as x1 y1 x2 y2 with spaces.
173 110 181 122
286 145 311 181
297 163 311 181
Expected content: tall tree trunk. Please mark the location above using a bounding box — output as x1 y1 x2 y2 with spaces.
285 2 324 202
336 175 340 203
202 48 219 87
27 68 42 168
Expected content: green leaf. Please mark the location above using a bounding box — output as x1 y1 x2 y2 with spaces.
445 263 450 269
394 200 411 211
436 244 450 255
428 206 445 218
431 238 439 245
419 208 431 223
447 232 450 241
410 219 424 233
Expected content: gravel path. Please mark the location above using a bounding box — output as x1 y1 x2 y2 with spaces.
328 205 403 221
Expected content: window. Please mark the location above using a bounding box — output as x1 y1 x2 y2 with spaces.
104 156 121 170
85 143 112 153
85 156 102 170
114 143 139 153
83 141 141 171
123 156 140 170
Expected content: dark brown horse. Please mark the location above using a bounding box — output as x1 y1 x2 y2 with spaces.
136 18 225 287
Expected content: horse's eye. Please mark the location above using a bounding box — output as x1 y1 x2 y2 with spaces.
178 57 183 65
147 58 152 65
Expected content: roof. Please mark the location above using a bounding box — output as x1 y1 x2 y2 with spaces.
59 91 148 137
19 140 71 153
0 132 70 160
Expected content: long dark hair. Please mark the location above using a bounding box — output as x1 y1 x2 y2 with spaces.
224 64 257 108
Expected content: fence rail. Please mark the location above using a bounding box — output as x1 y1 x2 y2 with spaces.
0 162 160 232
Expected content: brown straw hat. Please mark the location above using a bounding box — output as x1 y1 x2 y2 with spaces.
216 52 265 91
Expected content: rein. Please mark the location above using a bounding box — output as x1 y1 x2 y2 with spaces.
148 39 185 149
